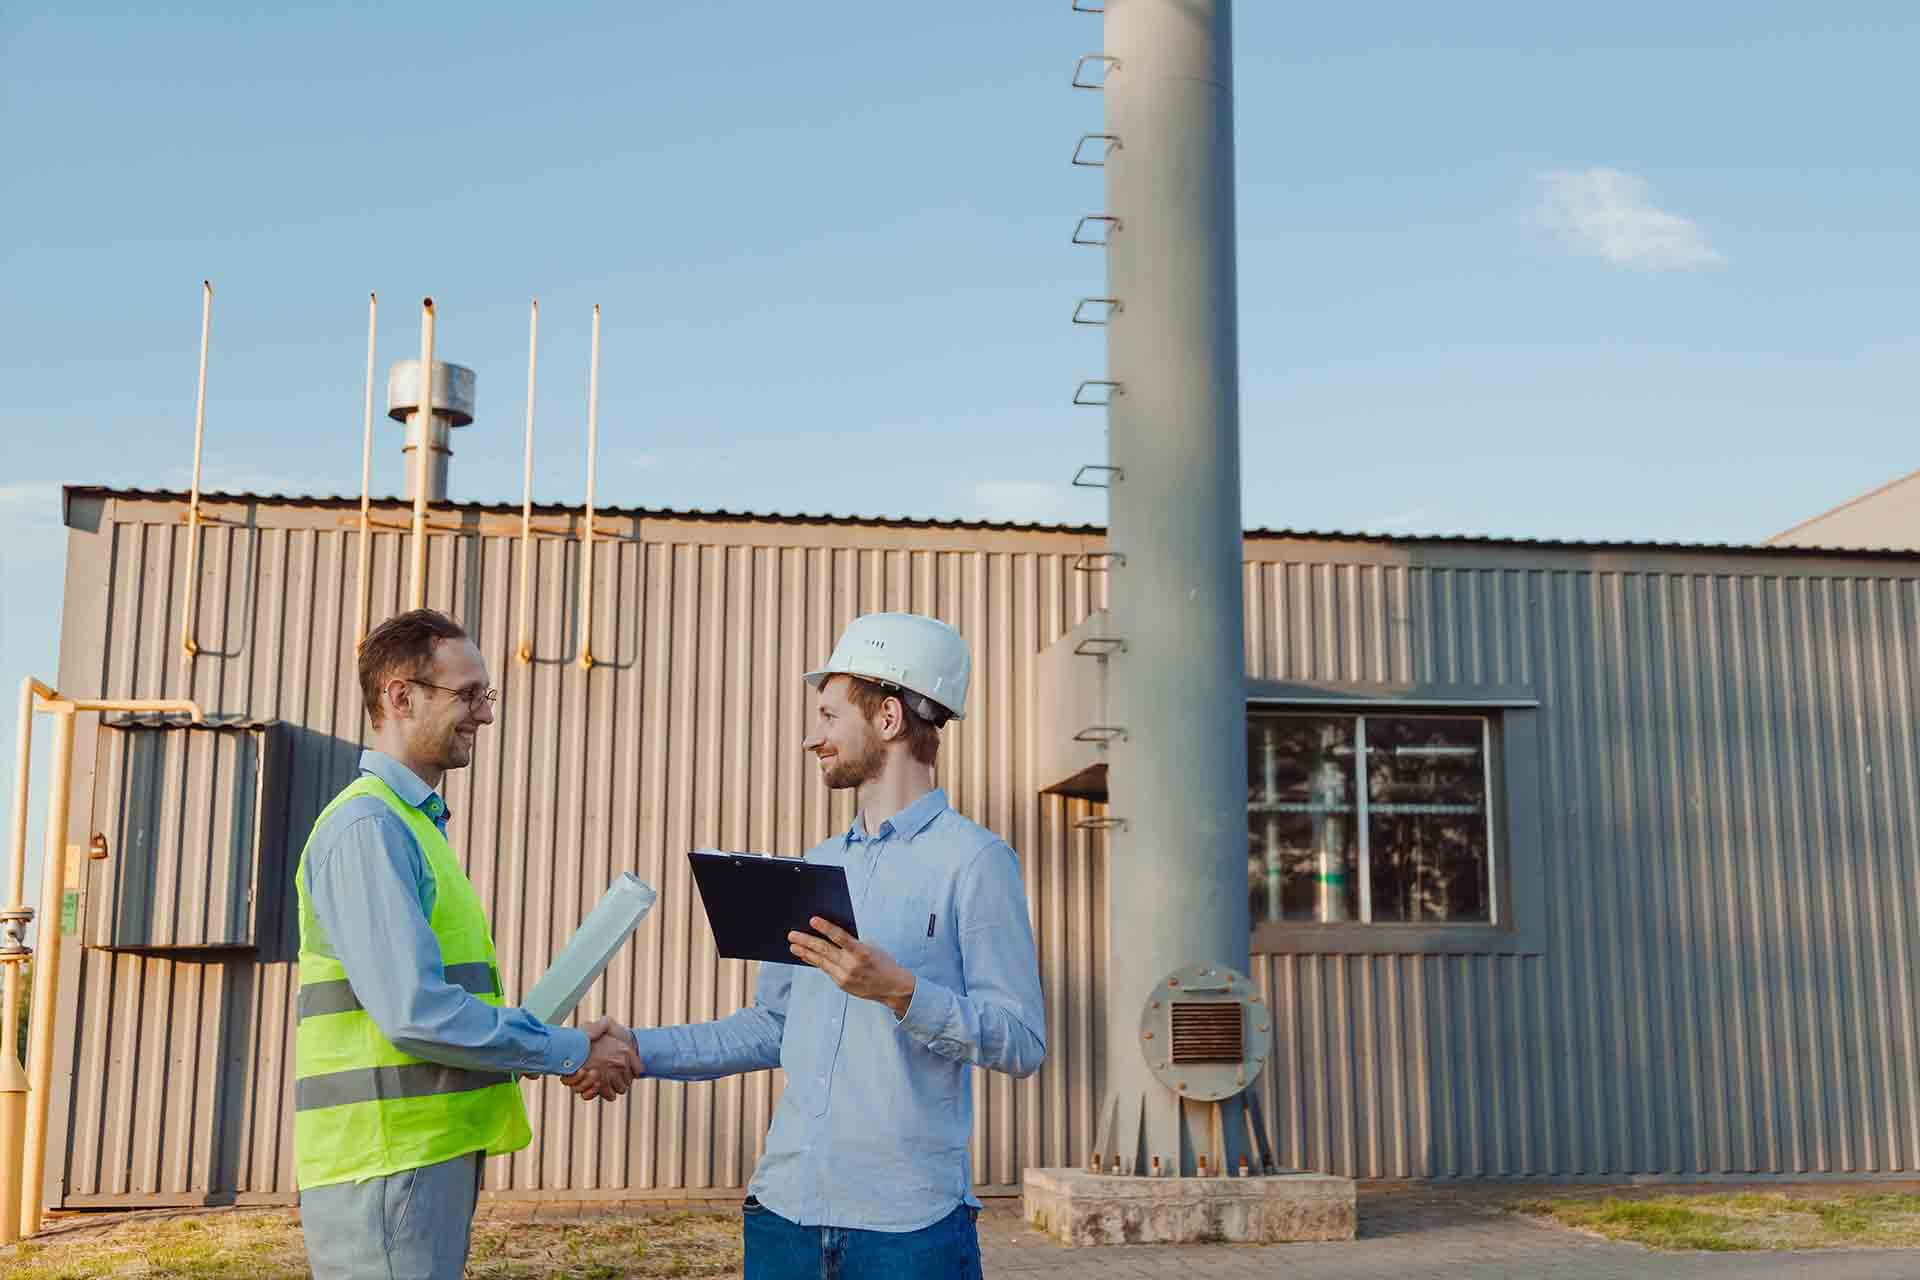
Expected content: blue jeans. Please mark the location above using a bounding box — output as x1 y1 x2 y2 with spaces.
742 1197 982 1280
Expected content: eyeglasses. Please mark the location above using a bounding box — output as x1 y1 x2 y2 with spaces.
407 679 499 709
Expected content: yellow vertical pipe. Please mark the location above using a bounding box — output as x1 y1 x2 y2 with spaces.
0 679 33 1244
180 280 213 672
5 680 31 911
0 956 19 1101
409 297 436 611
516 298 538 665
577 304 600 670
0 1051 23 1245
19 708 74 1236
0 966 19 1082
355 292 378 648
0 967 18 1086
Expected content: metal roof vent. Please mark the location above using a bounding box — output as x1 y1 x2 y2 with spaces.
387 358 476 502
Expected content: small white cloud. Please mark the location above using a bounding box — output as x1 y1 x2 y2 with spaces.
965 480 1097 524
623 452 659 469
1541 168 1722 270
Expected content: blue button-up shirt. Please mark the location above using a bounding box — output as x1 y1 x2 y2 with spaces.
632 788 1046 1232
302 750 589 1076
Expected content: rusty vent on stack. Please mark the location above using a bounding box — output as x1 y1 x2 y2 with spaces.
1169 1001 1244 1065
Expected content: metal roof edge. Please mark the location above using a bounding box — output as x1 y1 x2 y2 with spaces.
60 484 1104 536
61 484 1920 563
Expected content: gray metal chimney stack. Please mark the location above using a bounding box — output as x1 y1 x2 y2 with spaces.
386 358 476 502
1093 0 1258 1177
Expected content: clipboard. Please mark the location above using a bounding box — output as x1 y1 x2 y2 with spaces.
687 851 858 965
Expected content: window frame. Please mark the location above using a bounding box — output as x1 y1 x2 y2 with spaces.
1247 683 1546 957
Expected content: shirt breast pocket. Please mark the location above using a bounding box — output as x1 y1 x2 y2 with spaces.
880 890 937 971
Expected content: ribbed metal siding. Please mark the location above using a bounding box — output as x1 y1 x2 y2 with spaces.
52 499 1109 1204
50 501 1920 1202
1243 556 1920 1179
87 724 279 951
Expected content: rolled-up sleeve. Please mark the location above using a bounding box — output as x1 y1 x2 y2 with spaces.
305 813 589 1077
895 840 1046 1077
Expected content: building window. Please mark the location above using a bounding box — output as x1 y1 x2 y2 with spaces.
1247 711 1494 926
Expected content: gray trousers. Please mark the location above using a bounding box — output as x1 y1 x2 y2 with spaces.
300 1152 482 1280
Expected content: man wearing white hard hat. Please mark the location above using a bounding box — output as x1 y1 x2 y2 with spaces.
568 612 1045 1279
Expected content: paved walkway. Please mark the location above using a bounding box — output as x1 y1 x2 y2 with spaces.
978 1186 1920 1279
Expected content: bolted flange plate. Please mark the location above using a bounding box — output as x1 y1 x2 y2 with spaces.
1138 962 1271 1102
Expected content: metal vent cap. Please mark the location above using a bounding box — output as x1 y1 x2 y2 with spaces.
1137 963 1270 1102
387 359 476 427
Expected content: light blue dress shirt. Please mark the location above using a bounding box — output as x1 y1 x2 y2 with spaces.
302 750 589 1077
632 788 1046 1232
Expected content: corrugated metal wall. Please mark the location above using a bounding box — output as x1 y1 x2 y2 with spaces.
46 495 1920 1206
1243 550 1920 1179
88 722 284 952
50 495 1110 1205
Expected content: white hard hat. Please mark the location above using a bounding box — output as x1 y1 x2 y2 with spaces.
804 612 971 723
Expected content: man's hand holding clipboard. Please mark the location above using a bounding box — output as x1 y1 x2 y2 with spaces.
785 915 917 1019
688 851 915 1017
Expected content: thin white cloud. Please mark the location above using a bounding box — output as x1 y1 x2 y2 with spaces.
1540 168 1722 270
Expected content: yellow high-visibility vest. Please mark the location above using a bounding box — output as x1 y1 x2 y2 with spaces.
293 775 531 1189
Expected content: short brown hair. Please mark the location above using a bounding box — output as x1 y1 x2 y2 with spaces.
359 609 467 727
842 675 943 766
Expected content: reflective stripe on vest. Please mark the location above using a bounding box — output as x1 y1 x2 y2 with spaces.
297 961 501 1021
293 773 532 1190
296 1062 514 1112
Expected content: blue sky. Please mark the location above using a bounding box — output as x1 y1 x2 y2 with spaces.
4 3 1918 871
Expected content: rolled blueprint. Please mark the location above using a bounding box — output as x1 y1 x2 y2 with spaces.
522 872 658 1025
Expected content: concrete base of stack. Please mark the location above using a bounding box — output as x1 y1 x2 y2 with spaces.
1022 1167 1357 1246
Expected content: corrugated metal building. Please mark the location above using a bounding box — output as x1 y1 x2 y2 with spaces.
38 484 1920 1208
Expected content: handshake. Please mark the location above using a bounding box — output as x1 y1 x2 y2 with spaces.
560 1017 643 1101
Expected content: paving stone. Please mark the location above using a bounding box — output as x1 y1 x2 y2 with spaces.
1024 1167 1355 1244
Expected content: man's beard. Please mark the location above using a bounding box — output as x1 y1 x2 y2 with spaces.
821 728 884 790
433 722 475 770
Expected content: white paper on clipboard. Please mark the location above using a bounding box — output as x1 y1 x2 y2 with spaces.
522 873 657 1025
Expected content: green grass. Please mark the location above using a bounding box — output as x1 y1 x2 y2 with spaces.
4 1215 312 1280
1513 1191 1920 1252
2 1210 743 1279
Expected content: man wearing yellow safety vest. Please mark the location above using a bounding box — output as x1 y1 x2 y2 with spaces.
565 612 1046 1280
296 609 639 1279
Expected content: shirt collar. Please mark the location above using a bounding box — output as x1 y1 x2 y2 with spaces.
845 788 948 845
359 749 451 824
